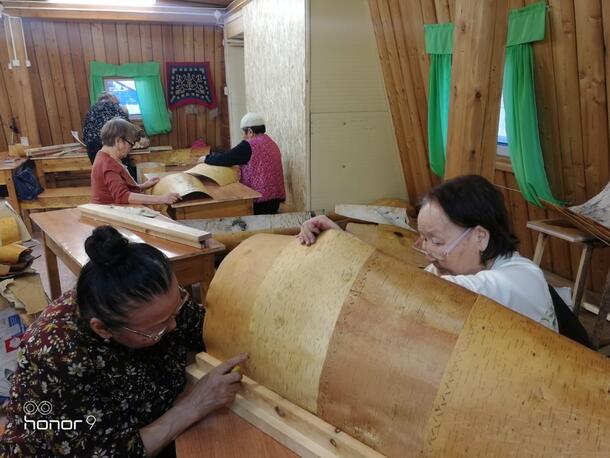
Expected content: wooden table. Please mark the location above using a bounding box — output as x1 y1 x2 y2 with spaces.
0 154 27 214
176 408 295 457
30 146 202 188
170 182 262 220
30 208 224 302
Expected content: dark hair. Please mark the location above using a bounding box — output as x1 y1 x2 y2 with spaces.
420 174 518 263
76 226 173 328
242 125 266 135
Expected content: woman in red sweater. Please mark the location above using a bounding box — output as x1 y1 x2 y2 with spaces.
91 118 180 205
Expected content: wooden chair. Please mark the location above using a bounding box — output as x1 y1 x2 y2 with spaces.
20 186 91 232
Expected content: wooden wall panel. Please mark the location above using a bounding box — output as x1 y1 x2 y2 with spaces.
368 0 609 293
12 19 229 150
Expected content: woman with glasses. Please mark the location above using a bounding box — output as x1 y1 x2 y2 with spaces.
90 117 180 206
1 225 246 457
298 175 557 331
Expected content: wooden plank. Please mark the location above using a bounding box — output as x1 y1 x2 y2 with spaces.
116 23 129 65
78 204 212 247
368 0 424 205
419 0 437 24
183 25 197 146
43 21 73 144
574 0 609 201
150 23 167 146
66 22 90 120
163 24 178 148
188 353 384 458
90 23 106 62
0 22 13 149
53 22 82 134
140 24 153 61
505 173 534 258
434 0 451 23
194 25 206 142
204 25 216 149
173 25 185 147
29 21 63 145
445 0 509 181
127 23 142 62
527 202 552 271
79 22 95 91
548 0 585 204
214 26 224 150
102 23 119 65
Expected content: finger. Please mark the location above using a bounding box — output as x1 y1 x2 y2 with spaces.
223 371 242 384
215 353 248 374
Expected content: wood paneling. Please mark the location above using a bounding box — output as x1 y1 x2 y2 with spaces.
0 19 229 150
369 0 609 293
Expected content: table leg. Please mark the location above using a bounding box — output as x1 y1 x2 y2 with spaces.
5 170 20 215
43 233 62 299
532 233 548 266
199 254 216 306
572 243 593 317
34 160 46 188
592 269 610 349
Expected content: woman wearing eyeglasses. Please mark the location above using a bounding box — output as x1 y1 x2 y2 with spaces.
298 175 557 331
90 117 181 206
1 226 246 457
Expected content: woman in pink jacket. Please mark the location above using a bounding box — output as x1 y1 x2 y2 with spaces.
200 112 286 214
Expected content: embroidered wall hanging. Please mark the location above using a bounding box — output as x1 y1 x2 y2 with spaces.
166 62 217 109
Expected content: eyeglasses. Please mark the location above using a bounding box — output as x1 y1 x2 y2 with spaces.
412 227 473 261
122 138 135 147
119 287 190 342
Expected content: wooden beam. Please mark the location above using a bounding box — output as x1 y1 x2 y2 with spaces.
187 352 383 458
444 0 509 180
3 2 222 25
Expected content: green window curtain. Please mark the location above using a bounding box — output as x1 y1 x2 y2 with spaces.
89 61 171 135
424 23 454 177
504 2 562 206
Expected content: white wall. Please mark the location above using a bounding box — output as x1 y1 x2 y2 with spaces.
309 0 407 210
242 0 309 210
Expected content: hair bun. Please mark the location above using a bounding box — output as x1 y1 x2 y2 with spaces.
85 226 129 268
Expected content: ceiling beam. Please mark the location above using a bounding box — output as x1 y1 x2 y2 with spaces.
1 2 224 25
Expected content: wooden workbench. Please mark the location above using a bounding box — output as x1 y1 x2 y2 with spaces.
176 408 296 457
169 182 262 220
30 208 224 302
0 154 27 214
30 147 205 188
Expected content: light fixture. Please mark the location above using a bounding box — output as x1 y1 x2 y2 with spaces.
47 0 157 6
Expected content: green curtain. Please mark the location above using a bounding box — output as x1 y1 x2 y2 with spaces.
425 23 454 177
89 61 171 135
504 2 562 206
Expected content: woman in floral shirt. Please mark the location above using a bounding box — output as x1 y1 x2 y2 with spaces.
1 226 245 457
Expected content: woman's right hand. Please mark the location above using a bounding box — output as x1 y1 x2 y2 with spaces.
179 354 247 422
297 215 341 246
159 192 181 205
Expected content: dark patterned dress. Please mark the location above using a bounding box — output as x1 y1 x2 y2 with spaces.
0 290 205 457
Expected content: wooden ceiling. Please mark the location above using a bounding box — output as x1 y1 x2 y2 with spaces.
162 0 233 6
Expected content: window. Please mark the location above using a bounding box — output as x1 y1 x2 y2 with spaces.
497 95 509 157
103 78 142 119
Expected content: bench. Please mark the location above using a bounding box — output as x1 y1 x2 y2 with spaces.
20 186 91 232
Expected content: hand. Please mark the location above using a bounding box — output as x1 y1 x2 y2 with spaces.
141 177 160 190
160 192 181 205
178 354 247 422
197 155 207 163
138 137 151 148
296 215 341 246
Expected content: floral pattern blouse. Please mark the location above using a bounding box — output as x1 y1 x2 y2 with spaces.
82 101 129 145
0 289 205 457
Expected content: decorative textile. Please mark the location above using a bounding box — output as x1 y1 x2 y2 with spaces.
89 61 171 136
166 62 217 110
0 289 204 457
503 2 562 206
424 23 454 177
242 134 286 203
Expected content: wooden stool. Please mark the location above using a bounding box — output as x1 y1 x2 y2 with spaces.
527 219 598 316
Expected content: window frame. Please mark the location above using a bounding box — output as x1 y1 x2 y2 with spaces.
102 76 143 120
